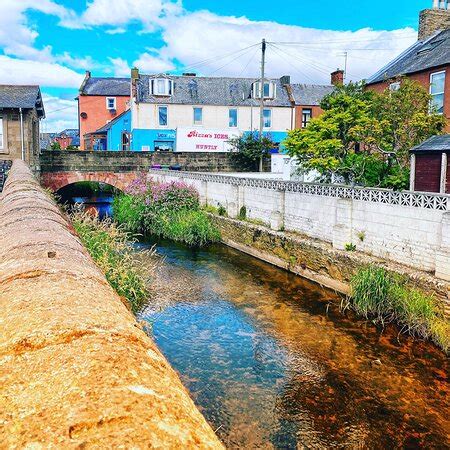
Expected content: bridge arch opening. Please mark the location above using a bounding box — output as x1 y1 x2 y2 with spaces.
56 181 123 219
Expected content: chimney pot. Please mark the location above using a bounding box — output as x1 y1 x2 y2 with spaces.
331 69 344 86
85 70 91 78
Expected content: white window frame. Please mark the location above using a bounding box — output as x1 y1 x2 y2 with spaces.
229 108 238 128
150 78 173 96
301 108 312 128
193 107 203 125
0 117 3 149
106 97 116 110
429 70 446 115
389 81 401 92
263 108 272 129
252 81 276 99
158 105 168 127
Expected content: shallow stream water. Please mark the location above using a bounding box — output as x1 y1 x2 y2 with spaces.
137 239 449 449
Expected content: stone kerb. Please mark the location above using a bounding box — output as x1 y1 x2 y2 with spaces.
0 160 223 449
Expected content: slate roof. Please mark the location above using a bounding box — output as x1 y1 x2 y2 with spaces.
57 128 79 137
136 74 292 107
367 29 450 85
39 132 56 150
80 77 130 96
410 134 450 153
0 85 45 117
71 136 80 147
290 84 335 106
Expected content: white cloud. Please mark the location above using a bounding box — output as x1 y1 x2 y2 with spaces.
105 27 127 35
108 57 131 77
133 51 175 73
75 0 182 33
0 55 84 88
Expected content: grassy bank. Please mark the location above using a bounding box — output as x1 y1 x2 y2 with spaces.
113 177 220 247
72 211 153 313
348 266 449 353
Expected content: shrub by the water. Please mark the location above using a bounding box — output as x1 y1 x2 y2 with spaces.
72 211 153 313
113 176 220 247
349 266 449 353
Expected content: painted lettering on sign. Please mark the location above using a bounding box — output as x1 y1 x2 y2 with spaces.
177 127 240 153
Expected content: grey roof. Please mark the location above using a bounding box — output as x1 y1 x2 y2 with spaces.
137 74 292 107
71 136 80 146
410 134 450 153
80 77 130 96
367 29 450 85
0 85 45 117
40 132 56 150
290 84 335 106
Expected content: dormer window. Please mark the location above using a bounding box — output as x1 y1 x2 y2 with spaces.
150 78 173 96
252 81 276 99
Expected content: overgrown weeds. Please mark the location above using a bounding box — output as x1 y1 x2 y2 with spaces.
72 210 155 313
348 266 449 353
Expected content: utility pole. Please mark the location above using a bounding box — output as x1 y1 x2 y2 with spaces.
259 38 266 172
343 51 348 81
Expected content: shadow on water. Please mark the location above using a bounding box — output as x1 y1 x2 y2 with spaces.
56 181 117 219
137 238 449 449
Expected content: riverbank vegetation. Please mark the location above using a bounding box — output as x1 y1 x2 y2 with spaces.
113 176 220 247
348 266 449 353
284 80 446 190
72 211 153 313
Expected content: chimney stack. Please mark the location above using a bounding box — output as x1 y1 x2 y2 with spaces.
331 69 344 86
418 1 450 41
131 67 139 99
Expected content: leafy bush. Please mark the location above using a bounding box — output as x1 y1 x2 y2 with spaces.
349 266 449 353
113 175 220 247
72 211 153 313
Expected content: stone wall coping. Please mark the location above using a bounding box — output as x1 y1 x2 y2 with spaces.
149 169 450 211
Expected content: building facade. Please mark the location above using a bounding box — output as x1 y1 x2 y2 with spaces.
0 85 45 169
78 72 130 150
127 70 294 152
54 128 79 149
366 2 450 130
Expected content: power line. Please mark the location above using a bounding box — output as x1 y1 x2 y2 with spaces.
206 45 258 76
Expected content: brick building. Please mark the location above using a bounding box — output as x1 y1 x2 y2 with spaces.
54 128 79 149
0 85 45 169
78 72 130 150
366 1 450 129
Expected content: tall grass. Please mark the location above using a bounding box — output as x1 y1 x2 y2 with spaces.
72 210 154 313
349 266 449 353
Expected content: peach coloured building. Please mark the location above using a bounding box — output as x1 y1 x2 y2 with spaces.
77 72 130 150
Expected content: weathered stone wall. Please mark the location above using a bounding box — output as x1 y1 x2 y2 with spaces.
147 170 450 283
0 160 223 449
211 215 450 315
40 150 270 176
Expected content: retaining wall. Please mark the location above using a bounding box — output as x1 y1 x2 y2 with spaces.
148 170 450 283
0 160 223 448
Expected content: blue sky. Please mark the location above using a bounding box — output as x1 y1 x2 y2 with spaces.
0 0 430 131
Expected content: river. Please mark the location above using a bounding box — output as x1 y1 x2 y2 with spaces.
135 238 449 449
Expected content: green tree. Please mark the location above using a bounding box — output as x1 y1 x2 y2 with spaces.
50 141 61 150
284 80 446 189
228 132 275 171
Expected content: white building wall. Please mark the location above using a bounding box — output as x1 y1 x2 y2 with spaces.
146 170 450 279
132 103 293 133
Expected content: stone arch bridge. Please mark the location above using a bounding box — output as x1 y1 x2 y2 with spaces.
39 150 243 191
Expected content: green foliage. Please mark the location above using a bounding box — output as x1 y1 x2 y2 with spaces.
217 204 227 216
345 243 357 252
50 141 61 150
72 211 153 313
284 80 445 190
113 178 220 247
238 205 247 220
350 266 449 353
228 132 275 171
66 144 78 150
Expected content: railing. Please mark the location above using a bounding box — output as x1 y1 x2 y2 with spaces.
149 169 450 211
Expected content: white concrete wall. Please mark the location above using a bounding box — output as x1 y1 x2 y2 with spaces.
147 171 450 280
132 103 293 132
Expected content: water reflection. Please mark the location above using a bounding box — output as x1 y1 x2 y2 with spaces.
139 239 449 449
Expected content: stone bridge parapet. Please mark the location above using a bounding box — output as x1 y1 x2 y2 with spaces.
0 160 223 448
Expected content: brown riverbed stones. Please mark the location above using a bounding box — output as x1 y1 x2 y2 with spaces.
0 160 223 449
